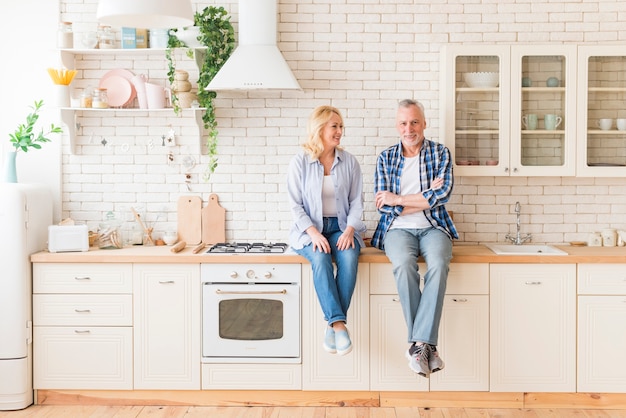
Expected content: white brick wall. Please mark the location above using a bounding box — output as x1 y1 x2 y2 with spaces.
59 0 626 245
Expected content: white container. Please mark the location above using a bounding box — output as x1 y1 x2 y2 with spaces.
601 229 617 247
149 29 169 48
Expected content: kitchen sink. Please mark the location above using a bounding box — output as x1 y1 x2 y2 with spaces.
485 244 568 256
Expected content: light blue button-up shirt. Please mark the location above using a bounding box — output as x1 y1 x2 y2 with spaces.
288 149 366 250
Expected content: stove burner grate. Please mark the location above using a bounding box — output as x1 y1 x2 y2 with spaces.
206 242 289 254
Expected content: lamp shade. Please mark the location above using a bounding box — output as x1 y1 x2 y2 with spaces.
96 0 194 29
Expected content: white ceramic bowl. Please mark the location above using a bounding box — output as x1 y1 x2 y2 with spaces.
463 72 499 88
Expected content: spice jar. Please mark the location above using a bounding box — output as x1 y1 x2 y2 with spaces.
80 90 93 108
92 88 109 108
57 21 73 49
98 25 115 49
98 212 123 249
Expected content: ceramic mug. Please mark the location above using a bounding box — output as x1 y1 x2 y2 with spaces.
145 83 171 109
544 114 562 130
617 118 626 131
597 118 613 130
522 114 538 130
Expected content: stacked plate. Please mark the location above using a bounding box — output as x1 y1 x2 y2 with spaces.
99 69 137 108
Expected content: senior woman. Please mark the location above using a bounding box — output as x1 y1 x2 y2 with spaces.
287 105 366 356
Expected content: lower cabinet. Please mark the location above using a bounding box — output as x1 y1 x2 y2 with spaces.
369 263 489 391
133 264 200 389
490 264 576 392
577 264 626 393
302 264 370 390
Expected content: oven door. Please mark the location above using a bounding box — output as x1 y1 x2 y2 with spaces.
202 283 300 361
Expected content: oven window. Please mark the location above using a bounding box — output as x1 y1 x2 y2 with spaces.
218 299 284 340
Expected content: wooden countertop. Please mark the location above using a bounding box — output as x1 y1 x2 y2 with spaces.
30 244 626 264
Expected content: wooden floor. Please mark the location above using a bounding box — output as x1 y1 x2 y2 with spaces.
2 405 626 417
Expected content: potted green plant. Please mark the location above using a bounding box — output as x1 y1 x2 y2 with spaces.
166 6 235 182
4 100 63 183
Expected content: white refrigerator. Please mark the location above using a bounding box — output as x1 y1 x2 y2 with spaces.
0 183 52 410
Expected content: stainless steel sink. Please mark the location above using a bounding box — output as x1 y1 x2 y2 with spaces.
485 244 568 256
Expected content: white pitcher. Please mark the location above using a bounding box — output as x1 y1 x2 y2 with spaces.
145 83 171 109
131 74 149 109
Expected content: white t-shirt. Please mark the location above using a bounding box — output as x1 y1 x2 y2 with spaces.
389 156 431 229
322 175 338 217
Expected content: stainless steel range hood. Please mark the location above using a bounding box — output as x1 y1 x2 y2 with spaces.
206 0 301 91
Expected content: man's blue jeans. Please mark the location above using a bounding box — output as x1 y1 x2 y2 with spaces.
383 227 452 345
295 217 361 326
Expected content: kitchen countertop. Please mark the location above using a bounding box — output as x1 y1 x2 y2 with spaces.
30 244 626 264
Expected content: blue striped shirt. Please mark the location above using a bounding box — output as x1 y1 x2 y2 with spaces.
372 139 458 250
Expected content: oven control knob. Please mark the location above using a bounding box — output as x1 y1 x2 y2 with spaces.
264 271 272 279
230 271 238 278
246 270 256 279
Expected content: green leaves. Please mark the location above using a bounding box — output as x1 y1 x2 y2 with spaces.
9 100 63 152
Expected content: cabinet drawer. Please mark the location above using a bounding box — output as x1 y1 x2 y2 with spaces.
33 294 133 326
33 263 132 294
33 326 132 389
370 263 489 295
578 264 626 295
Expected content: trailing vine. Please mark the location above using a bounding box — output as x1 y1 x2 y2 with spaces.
166 6 235 181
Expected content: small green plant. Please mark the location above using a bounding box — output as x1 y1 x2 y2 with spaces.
166 6 235 181
9 100 63 152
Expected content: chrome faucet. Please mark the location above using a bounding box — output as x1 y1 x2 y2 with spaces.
505 201 532 245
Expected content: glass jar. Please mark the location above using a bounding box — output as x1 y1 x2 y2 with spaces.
57 21 73 49
80 89 93 108
98 212 123 249
98 25 115 49
92 88 109 108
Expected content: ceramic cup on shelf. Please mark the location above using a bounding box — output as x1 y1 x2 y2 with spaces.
522 114 538 130
544 114 563 130
616 118 626 131
597 118 613 131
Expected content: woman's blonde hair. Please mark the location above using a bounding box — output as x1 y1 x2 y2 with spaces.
302 105 344 159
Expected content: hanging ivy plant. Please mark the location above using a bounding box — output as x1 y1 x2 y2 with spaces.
166 6 235 181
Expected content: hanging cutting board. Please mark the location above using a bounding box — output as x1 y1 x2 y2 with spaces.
177 195 202 246
202 193 226 245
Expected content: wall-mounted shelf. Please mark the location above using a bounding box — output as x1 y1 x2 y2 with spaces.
61 107 206 154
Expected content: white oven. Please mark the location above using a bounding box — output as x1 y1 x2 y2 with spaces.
201 261 301 363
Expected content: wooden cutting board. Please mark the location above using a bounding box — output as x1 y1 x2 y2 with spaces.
177 195 202 246
201 193 226 245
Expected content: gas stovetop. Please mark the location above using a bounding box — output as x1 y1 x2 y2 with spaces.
205 242 289 254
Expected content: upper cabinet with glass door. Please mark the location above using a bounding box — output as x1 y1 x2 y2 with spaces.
510 45 577 176
577 47 626 177
440 45 510 176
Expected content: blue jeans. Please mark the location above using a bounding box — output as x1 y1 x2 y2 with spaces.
383 227 452 346
295 217 361 326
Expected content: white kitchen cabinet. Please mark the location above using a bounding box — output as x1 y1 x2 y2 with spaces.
302 264 369 390
133 264 200 389
490 264 576 392
369 263 489 392
577 264 626 392
32 263 133 389
57 48 205 154
441 44 576 176
576 47 626 176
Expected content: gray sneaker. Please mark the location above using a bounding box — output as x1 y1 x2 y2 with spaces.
428 345 445 373
405 343 430 377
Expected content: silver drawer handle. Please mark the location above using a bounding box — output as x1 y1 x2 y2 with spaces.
452 298 468 302
392 298 400 302
159 280 175 284
74 309 91 313
215 289 287 295
74 276 91 281
525 281 542 285
74 330 91 334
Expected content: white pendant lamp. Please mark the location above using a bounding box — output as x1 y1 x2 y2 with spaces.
96 0 194 29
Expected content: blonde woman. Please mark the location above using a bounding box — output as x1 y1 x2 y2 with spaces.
288 105 366 356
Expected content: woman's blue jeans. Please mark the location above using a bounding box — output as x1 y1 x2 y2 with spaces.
383 227 452 346
295 217 361 326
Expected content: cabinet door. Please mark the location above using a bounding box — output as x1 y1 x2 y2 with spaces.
430 295 489 391
133 264 200 389
302 264 369 390
440 44 511 176
369 295 428 391
510 45 577 176
34 326 132 389
577 46 626 177
578 296 626 392
490 264 576 392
